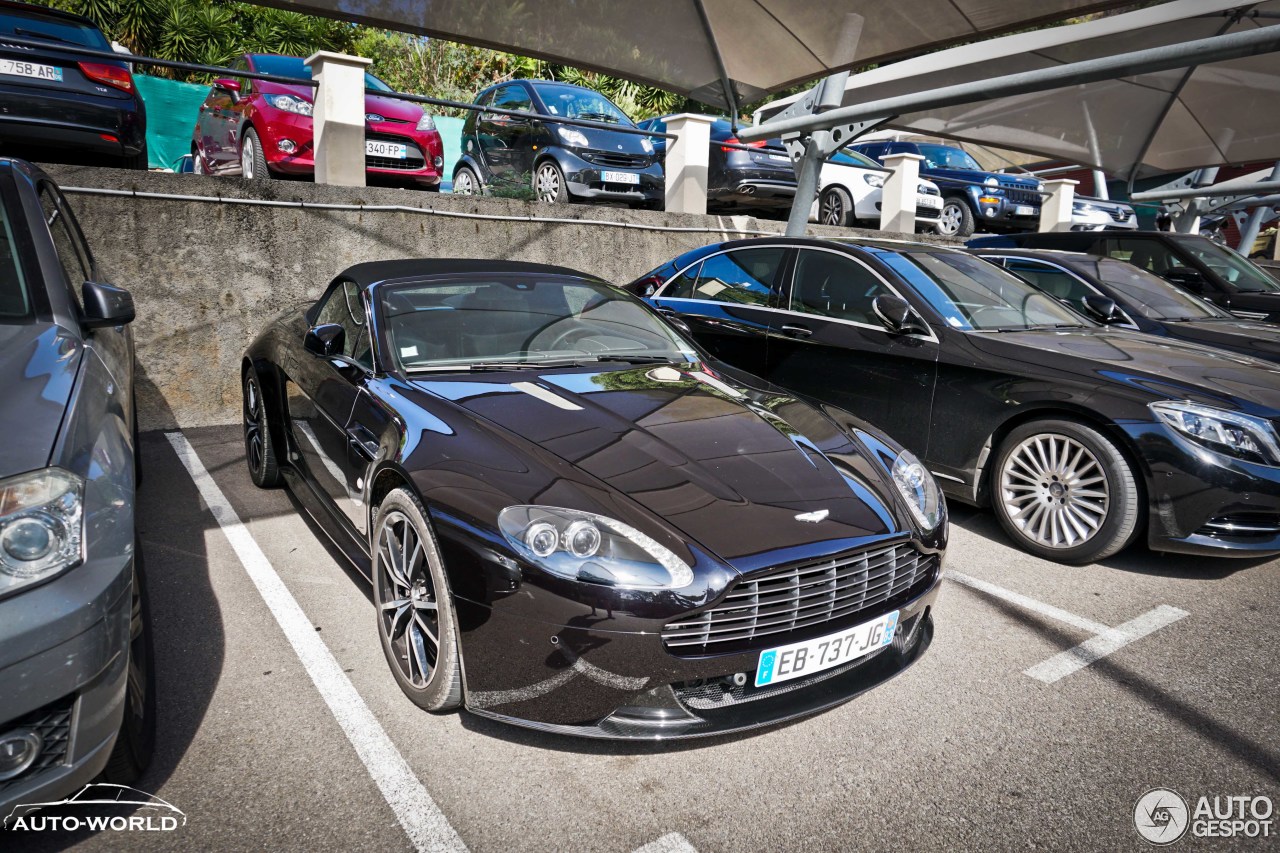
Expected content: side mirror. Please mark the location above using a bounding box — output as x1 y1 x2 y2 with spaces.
872 294 928 335
628 275 663 298
212 77 242 99
304 323 345 357
1163 267 1206 292
1080 294 1123 323
81 281 134 329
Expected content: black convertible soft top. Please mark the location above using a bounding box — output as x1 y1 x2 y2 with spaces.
335 259 600 289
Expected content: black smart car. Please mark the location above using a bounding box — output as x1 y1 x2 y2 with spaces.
452 79 663 207
969 230 1280 322
971 248 1280 364
240 259 944 738
0 2 146 169
629 237 1280 564
638 114 795 213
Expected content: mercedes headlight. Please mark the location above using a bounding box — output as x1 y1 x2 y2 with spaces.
1150 401 1280 466
863 173 884 188
891 451 942 532
264 94 313 116
0 468 84 595
556 126 589 148
416 112 436 132
498 506 693 589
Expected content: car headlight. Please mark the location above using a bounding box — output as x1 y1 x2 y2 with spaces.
264 94 313 116
1037 181 1046 192
1150 401 1280 466
1073 201 1096 213
863 173 884 188
556 126 589 148
917 182 932 194
498 505 693 589
0 468 84 595
416 112 436 132
891 450 942 532
984 176 999 187
640 137 654 154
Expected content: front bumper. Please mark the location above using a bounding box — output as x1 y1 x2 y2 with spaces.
258 112 444 185
1121 422 1280 557
559 149 664 203
1071 209 1138 231
0 552 133 816
455 572 941 740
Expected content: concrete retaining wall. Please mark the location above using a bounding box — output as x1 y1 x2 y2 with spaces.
43 164 952 429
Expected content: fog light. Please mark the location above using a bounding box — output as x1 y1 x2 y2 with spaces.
432 155 443 168
277 139 297 154
985 208 996 217
0 729 42 781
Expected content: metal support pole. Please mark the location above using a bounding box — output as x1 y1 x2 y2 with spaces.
1092 171 1110 200
1174 167 1218 234
786 136 823 236
1237 161 1280 253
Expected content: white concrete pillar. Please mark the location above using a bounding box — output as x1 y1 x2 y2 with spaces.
880 152 923 234
662 114 713 215
306 50 371 188
1038 178 1079 233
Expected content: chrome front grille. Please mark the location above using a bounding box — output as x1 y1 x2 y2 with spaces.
1109 207 1132 222
997 178 1040 206
581 150 650 168
662 541 937 654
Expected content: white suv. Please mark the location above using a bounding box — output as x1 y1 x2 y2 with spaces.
809 149 943 231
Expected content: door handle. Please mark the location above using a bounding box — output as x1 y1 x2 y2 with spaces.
780 324 813 338
347 425 379 458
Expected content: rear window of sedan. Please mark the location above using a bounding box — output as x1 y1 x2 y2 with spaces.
0 8 110 48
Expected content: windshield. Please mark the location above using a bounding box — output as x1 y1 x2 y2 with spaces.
533 83 633 126
915 144 982 171
249 54 392 92
0 8 110 48
830 149 882 169
381 277 697 371
900 251 1091 331
1079 257 1229 321
1178 236 1280 293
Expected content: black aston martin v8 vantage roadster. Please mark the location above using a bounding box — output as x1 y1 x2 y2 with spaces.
241 259 945 739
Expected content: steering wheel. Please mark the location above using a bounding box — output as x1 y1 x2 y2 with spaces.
545 324 602 353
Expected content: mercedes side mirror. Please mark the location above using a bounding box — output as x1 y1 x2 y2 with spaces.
872 294 928 335
304 323 345 357
1080 294 1123 324
1164 268 1206 292
81 281 135 329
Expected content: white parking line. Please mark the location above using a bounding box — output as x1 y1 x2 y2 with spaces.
166 432 468 853
632 833 699 853
946 570 1190 684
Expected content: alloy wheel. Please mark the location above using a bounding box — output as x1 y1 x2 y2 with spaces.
820 192 845 226
376 511 441 688
241 136 256 179
535 163 562 202
243 375 264 475
999 433 1109 549
125 570 148 724
454 169 475 195
939 202 964 236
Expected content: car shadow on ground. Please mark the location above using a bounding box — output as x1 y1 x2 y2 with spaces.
9 431 226 851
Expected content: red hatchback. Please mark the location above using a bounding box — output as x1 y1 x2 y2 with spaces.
191 53 444 189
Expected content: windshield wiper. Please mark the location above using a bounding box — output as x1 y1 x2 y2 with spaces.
13 27 75 44
590 354 680 364
406 361 557 374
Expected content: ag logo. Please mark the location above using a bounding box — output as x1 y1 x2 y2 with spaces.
1134 788 1189 845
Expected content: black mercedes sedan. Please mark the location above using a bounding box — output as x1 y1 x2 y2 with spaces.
0 2 146 169
0 159 151 817
971 248 1280 364
628 237 1280 564
241 259 945 739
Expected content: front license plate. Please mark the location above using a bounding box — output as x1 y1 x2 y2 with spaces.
1015 204 1036 216
602 170 640 185
755 610 898 687
918 195 943 208
366 140 407 159
0 59 62 82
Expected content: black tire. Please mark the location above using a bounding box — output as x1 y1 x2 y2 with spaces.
452 165 480 196
122 145 148 171
818 186 855 227
243 369 282 488
990 419 1141 564
372 488 463 712
240 127 270 181
533 159 569 204
101 548 156 783
937 195 976 238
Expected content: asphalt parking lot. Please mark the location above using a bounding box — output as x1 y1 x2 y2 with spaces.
12 425 1280 852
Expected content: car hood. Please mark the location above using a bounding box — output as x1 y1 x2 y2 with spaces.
1162 318 1280 361
923 167 1037 189
258 83 423 121
1222 289 1280 318
0 323 82 480
966 326 1280 415
411 364 908 571
571 125 652 156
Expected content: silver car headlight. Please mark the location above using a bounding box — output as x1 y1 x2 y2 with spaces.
863 173 884 188
891 450 942 532
1150 401 1280 466
416 112 436 132
264 94 313 116
0 468 84 595
556 126 589 148
498 505 693 589
640 137 654 154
